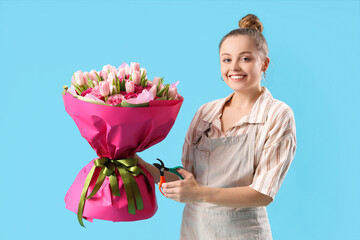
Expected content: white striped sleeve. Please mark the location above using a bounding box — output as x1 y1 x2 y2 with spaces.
249 106 297 200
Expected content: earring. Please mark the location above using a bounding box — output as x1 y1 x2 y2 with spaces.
221 75 224 81
261 71 266 80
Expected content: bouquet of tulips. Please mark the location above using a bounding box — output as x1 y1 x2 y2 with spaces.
62 62 183 227
67 62 182 106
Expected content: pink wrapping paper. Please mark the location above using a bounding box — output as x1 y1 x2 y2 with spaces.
62 92 183 222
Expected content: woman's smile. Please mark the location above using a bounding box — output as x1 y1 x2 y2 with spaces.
229 74 247 81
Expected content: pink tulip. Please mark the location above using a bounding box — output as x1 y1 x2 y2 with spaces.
168 81 179 99
117 68 126 80
130 62 140 73
125 80 135 93
100 81 110 97
107 72 116 84
103 64 117 74
167 86 177 99
89 70 98 81
92 80 99 87
149 85 157 99
125 66 130 75
74 70 86 86
132 71 141 85
100 70 108 81
152 77 161 87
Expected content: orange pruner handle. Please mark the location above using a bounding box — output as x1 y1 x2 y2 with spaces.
159 176 166 196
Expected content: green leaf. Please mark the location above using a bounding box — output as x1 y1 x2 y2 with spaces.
72 82 82 95
120 100 149 108
156 96 167 100
115 75 120 93
120 78 126 91
94 72 101 82
156 84 169 97
165 83 170 96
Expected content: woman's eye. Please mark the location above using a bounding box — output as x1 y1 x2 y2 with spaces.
242 57 251 61
223 59 231 63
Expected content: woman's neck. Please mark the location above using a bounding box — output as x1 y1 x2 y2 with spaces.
228 86 263 109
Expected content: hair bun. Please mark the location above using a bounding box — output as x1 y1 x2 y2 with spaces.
238 14 264 33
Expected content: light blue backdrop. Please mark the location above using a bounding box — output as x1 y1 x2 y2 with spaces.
0 0 359 239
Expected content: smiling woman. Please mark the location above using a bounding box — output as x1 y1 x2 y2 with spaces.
136 13 297 240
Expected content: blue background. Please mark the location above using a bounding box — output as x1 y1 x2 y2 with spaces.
0 0 359 239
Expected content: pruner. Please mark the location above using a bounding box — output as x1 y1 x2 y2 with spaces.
153 158 184 196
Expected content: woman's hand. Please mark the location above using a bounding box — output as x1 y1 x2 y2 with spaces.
162 168 203 203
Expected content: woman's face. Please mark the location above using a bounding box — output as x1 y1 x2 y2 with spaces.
220 35 268 93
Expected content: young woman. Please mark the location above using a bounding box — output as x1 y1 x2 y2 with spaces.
136 14 297 240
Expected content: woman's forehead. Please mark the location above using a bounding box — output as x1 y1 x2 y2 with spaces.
220 35 257 54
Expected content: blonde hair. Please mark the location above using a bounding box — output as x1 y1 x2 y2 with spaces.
219 14 269 60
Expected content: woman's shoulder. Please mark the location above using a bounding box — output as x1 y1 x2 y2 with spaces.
267 97 295 125
265 98 296 132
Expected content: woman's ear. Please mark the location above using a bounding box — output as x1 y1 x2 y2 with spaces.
262 57 270 72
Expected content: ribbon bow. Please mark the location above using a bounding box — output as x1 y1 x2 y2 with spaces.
78 157 146 227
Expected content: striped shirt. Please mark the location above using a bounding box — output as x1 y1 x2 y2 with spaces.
181 86 297 199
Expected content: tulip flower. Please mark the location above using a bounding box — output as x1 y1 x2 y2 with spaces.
74 70 86 86
132 71 141 85
117 68 126 80
100 81 110 97
100 70 108 81
167 86 177 99
89 70 99 82
124 66 130 76
103 64 117 75
168 81 179 99
107 72 116 84
130 62 140 73
149 85 157 99
125 80 135 93
152 77 161 87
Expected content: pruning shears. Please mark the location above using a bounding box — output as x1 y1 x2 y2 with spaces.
153 158 184 196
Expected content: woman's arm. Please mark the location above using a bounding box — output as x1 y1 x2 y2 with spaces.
135 154 180 184
162 168 273 208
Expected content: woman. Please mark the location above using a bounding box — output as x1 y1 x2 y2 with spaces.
137 14 297 240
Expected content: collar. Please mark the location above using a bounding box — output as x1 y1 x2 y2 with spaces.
202 86 273 125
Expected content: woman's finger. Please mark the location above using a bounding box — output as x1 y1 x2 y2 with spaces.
162 180 181 189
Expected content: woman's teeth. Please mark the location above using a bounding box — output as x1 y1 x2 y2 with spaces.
230 75 246 80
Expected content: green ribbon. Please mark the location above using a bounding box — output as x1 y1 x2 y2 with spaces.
77 157 146 227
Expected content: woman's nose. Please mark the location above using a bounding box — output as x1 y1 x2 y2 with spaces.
231 62 241 71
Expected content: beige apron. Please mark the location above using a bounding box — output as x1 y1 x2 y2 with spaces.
180 122 273 240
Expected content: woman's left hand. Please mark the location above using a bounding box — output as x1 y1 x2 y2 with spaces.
161 168 202 203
